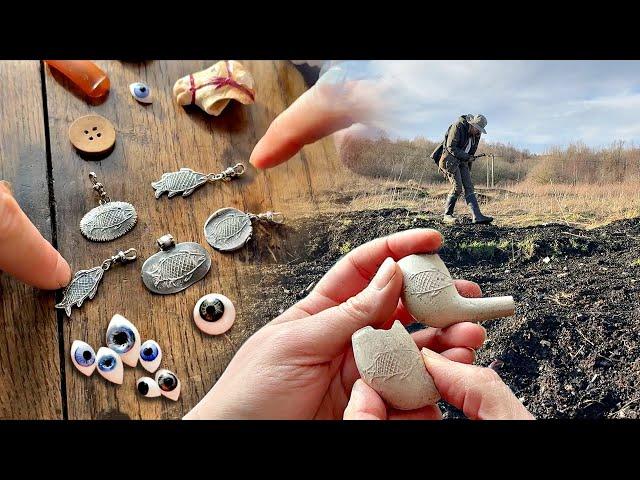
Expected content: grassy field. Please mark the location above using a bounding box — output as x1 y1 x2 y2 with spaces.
313 175 640 230
325 136 640 229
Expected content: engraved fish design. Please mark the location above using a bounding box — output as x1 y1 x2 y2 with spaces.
147 250 206 288
55 267 104 317
404 269 453 297
361 349 418 381
209 213 250 246
151 168 208 198
80 202 137 242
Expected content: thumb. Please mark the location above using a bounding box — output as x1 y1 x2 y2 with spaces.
343 379 387 420
290 257 402 360
421 348 535 420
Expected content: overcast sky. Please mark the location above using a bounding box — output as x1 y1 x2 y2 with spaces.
317 60 640 153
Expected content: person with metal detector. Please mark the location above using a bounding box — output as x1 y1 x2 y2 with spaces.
431 114 493 225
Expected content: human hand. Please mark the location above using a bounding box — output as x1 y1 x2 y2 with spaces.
344 349 534 420
184 228 487 420
250 61 388 170
0 180 71 289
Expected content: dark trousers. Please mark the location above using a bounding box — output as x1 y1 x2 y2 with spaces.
441 158 475 198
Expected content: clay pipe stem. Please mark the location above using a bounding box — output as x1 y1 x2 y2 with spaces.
458 295 515 323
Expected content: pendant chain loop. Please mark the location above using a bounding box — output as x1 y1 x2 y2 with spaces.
89 172 111 205
101 248 138 271
207 163 246 182
248 211 285 224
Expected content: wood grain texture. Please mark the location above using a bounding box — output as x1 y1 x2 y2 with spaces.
0 61 63 419
45 60 340 419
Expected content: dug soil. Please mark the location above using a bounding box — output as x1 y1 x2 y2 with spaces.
241 208 640 419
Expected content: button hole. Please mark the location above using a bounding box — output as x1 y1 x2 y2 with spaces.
97 133 102 137
89 136 94 140
84 130 89 134
92 126 98 131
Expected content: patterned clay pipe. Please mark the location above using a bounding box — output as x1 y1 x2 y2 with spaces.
398 253 515 328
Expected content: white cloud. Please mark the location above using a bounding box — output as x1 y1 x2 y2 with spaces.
332 60 640 152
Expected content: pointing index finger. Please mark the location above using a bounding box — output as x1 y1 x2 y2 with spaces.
250 84 356 169
0 183 71 290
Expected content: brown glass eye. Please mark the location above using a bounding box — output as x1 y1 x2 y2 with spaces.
155 369 181 401
193 294 236 335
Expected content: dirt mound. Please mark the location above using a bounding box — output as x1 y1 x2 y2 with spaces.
242 208 640 419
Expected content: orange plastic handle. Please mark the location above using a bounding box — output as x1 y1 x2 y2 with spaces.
45 60 110 98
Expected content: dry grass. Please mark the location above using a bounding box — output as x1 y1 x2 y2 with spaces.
308 136 640 229
495 181 640 229
313 173 640 229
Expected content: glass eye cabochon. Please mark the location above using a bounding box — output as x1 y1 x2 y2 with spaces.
106 314 141 367
141 241 211 295
129 82 152 103
70 340 97 376
193 294 236 335
137 377 161 398
96 347 124 384
155 369 181 401
139 340 162 373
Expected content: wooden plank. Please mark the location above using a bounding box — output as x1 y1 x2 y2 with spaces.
0 61 63 419
45 60 341 419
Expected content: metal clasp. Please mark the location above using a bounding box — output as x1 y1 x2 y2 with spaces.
209 163 246 182
101 248 137 270
254 211 284 224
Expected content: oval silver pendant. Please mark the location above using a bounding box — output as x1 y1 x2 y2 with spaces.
141 235 211 295
80 201 137 242
203 207 253 252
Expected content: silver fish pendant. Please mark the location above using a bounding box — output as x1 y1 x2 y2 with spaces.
141 234 211 295
80 172 137 242
55 249 137 318
203 207 284 252
151 163 245 199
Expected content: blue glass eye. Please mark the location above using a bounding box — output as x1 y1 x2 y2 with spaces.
98 353 117 372
107 324 135 354
70 340 97 376
140 340 159 362
74 345 95 367
129 82 152 103
106 315 141 367
95 347 124 384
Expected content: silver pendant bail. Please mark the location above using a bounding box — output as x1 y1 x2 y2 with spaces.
157 234 176 251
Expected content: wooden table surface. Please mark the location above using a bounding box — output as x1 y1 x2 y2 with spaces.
0 60 340 419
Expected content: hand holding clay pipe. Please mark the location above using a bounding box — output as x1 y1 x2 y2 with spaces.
0 181 71 289
344 351 534 420
184 228 486 420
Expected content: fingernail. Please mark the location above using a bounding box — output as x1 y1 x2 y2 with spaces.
0 180 13 195
428 228 444 247
54 253 72 288
371 257 396 289
421 348 441 362
349 380 367 407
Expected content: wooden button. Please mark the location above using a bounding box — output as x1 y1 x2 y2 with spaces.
68 114 116 154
